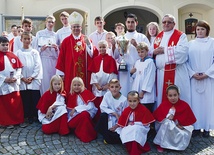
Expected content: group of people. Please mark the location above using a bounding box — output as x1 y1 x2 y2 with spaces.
0 9 214 155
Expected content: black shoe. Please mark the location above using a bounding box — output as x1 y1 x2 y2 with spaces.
28 118 34 124
192 130 200 137
203 131 210 138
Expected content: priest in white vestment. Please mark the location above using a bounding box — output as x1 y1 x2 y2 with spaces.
153 14 190 108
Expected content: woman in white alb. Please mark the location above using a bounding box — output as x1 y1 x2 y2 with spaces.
187 20 214 137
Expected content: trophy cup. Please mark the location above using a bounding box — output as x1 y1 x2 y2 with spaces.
117 35 129 71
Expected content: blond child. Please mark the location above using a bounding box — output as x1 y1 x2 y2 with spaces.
130 42 156 112
145 22 160 57
105 31 116 57
37 75 69 135
88 40 118 122
67 77 97 143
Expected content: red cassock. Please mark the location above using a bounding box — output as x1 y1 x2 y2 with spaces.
153 99 196 126
56 34 98 93
67 89 97 143
36 90 69 135
118 104 155 155
0 51 24 126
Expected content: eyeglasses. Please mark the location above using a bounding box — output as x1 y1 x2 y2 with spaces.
162 21 174 24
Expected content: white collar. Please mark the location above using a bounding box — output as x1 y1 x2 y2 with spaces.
72 34 81 40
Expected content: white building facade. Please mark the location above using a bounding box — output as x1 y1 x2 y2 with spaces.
1 0 214 40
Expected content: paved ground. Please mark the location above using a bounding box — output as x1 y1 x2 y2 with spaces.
0 122 214 155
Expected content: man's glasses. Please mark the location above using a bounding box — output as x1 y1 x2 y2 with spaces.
162 21 174 24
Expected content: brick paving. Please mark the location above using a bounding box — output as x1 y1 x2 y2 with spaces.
0 122 214 155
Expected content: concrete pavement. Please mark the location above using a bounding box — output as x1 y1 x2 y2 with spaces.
0 122 214 155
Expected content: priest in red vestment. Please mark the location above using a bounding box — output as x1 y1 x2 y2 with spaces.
56 11 98 93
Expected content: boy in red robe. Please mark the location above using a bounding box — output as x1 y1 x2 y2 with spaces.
112 91 155 155
88 40 118 122
67 77 97 143
0 36 24 129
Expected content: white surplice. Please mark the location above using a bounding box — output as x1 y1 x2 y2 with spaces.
155 29 190 107
187 37 214 130
100 91 128 129
118 113 150 147
131 58 156 104
154 119 193 150
113 31 150 96
13 35 37 54
56 26 71 45
35 28 58 95
67 95 97 122
38 93 67 124
90 60 117 97
89 30 108 49
0 56 21 95
16 48 43 90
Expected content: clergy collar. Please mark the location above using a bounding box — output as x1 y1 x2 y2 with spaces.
126 30 137 35
72 34 81 40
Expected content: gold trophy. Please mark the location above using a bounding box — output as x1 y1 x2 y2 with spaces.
117 34 129 71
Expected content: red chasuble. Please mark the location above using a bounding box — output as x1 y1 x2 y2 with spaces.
153 99 196 126
118 104 155 127
88 53 118 74
67 89 96 109
153 30 182 102
0 51 23 71
56 34 98 92
36 90 66 114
